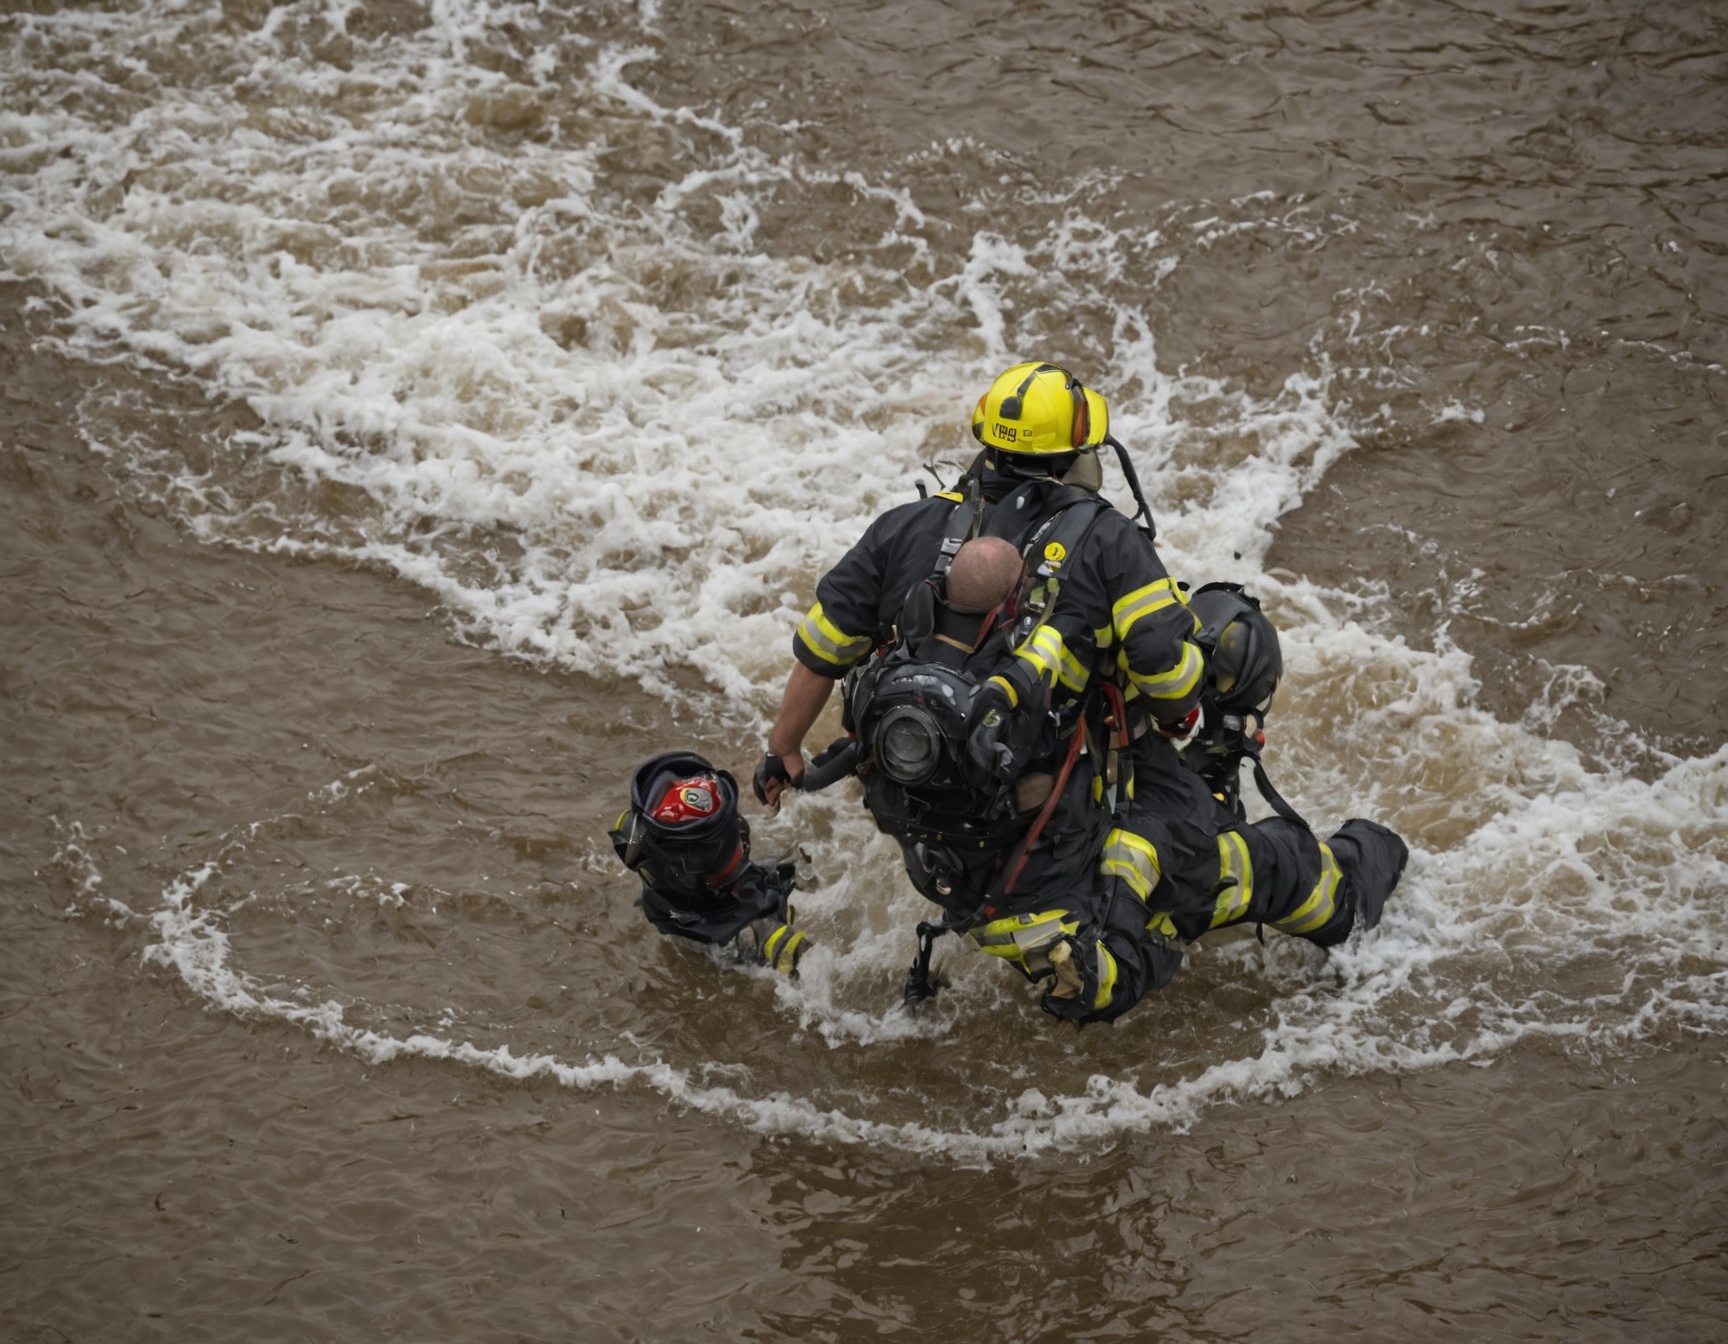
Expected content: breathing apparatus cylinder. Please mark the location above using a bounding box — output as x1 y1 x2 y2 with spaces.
611 751 750 904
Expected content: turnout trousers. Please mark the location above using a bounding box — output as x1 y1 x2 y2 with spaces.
1088 734 1409 1022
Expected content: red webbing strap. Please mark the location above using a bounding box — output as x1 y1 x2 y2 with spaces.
998 724 1087 899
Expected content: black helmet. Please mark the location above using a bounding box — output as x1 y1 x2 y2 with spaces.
611 751 749 901
1189 583 1281 717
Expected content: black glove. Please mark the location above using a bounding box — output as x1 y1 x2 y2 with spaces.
965 679 1020 786
752 752 791 805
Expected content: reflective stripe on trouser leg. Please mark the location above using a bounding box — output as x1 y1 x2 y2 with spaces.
1267 842 1343 936
1209 830 1253 930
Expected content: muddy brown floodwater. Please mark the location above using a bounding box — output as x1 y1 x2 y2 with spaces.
5 0 1728 1339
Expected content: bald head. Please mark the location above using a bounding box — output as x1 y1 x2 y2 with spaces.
946 536 1023 614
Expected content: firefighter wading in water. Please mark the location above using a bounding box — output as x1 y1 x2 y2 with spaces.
751 360 1409 1023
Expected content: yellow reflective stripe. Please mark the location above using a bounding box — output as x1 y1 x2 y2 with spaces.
1013 626 1062 682
971 909 1074 950
796 601 872 667
1111 577 1184 640
1118 668 1145 703
1015 624 1088 692
1126 642 1205 704
1100 827 1162 902
1092 943 1118 1012
1210 831 1254 929
762 925 808 973
1271 843 1343 936
987 673 1019 708
969 910 1080 976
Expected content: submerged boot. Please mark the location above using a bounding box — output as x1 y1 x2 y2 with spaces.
1328 818 1409 933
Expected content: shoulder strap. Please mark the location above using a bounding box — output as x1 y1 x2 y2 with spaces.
1007 491 1111 635
1019 489 1110 579
888 479 985 655
932 473 985 581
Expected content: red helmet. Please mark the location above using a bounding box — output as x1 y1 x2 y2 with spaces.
649 775 725 826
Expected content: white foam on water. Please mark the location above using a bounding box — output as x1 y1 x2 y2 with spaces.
132 830 1348 1163
127 811 1168 1162
48 820 139 926
14 0 1727 1157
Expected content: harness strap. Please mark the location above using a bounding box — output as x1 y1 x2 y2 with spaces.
933 474 984 579
1007 492 1111 652
997 721 1088 899
1249 753 1310 829
1001 486 1108 558
1101 680 1129 798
